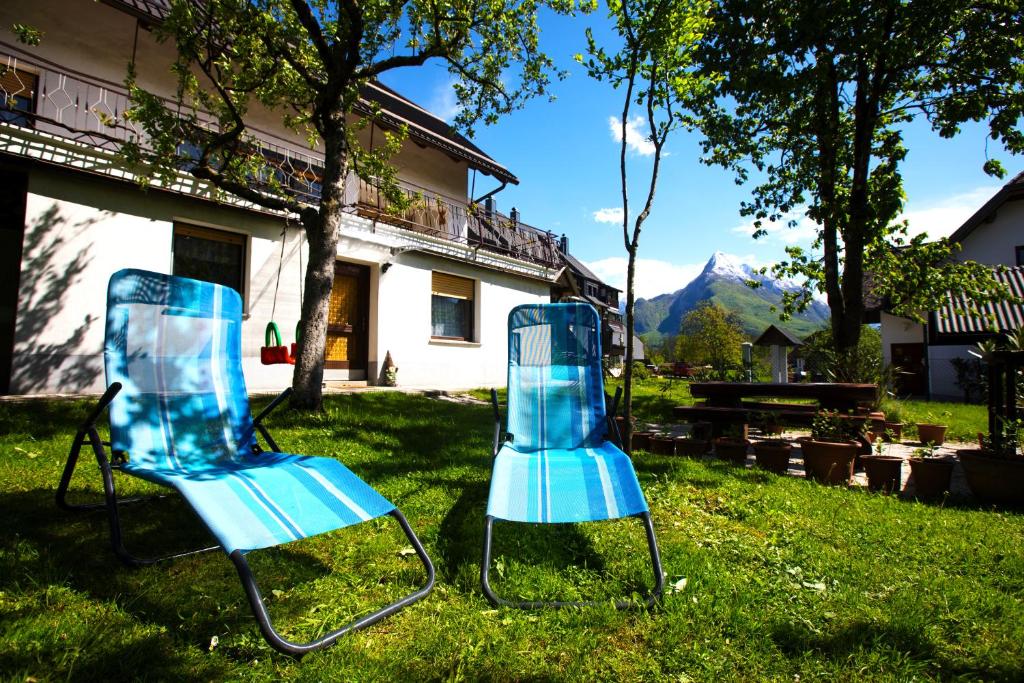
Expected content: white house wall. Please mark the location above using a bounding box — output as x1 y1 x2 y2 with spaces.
879 312 924 366
928 344 973 401
956 200 1024 266
11 165 303 394
374 252 549 388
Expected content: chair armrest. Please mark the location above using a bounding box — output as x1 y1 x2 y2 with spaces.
242 388 292 453
79 382 122 432
606 386 623 447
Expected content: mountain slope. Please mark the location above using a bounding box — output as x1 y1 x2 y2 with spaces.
634 252 830 342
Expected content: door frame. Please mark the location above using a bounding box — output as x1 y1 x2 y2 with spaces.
325 260 370 371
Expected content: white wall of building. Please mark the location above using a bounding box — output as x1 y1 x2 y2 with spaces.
374 252 549 389
879 312 924 366
956 201 1024 266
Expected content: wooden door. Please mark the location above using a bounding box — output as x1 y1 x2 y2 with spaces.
325 262 369 371
891 343 927 397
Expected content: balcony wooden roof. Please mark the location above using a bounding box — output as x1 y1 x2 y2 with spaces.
98 0 518 184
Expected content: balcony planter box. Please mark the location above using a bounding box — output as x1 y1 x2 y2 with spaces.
958 450 1024 506
714 437 750 465
860 455 904 493
799 438 857 485
753 440 792 474
649 435 676 456
675 437 710 457
907 457 954 499
915 423 948 446
630 431 654 452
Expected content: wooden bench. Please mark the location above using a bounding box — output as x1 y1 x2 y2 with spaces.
673 382 882 452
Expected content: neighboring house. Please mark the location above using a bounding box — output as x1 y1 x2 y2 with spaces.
550 239 643 363
875 171 1024 400
0 0 564 395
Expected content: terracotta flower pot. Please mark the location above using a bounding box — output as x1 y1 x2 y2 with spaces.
958 449 1024 505
882 422 904 442
675 437 710 457
800 438 857 485
649 435 676 456
714 437 750 465
908 458 954 499
861 455 904 493
753 440 792 474
916 423 948 446
630 431 654 452
762 423 785 436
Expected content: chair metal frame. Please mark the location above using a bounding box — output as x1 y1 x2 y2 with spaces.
57 384 435 657
481 388 664 610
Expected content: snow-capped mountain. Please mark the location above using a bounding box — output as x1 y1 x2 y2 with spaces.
633 252 829 341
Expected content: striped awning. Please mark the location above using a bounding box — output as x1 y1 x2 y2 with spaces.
933 266 1024 336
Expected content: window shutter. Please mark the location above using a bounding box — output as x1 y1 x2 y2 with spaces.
432 272 474 300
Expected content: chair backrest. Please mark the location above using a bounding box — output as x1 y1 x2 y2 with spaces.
506 303 608 452
104 269 256 472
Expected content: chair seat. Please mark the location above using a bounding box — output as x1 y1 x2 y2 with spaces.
486 441 649 523
123 452 396 554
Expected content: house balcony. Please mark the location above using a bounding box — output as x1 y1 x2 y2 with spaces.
0 43 561 271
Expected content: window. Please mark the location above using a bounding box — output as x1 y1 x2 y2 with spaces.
172 223 247 298
431 272 474 340
0 66 37 127
1017 245 1024 266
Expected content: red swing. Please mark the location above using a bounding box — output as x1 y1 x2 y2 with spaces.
260 225 303 365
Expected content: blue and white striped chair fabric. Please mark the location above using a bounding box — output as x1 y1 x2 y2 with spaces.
104 269 395 554
486 303 649 523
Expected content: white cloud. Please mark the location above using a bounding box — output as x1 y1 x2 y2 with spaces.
726 184 1001 247
584 256 705 300
593 207 624 225
608 115 656 156
428 79 463 123
900 185 999 239
730 211 819 246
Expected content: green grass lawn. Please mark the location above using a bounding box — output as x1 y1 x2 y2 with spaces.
1 391 1020 681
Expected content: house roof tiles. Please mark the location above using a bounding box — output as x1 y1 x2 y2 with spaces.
933 266 1024 336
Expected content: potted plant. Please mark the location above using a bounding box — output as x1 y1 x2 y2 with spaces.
714 425 750 465
915 411 950 446
881 421 904 442
649 433 677 455
860 439 904 494
675 433 711 457
959 417 1024 505
752 439 792 474
908 444 954 499
630 430 654 452
800 410 860 485
756 411 785 436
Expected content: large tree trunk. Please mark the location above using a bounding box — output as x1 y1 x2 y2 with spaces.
291 127 349 410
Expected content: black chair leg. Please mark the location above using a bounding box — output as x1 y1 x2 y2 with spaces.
56 389 219 567
480 513 664 610
231 509 436 657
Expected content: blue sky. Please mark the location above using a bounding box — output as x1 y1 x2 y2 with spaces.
380 10 1016 300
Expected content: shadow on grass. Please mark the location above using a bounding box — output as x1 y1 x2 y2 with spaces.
0 486 336 670
772 618 1024 681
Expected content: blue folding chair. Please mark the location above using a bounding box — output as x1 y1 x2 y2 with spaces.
482 303 664 609
56 269 434 655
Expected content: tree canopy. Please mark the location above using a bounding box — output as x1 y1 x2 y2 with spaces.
675 301 745 380
124 0 583 408
694 0 1024 360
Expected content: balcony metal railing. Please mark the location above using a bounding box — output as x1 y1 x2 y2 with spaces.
354 178 559 268
1 45 560 270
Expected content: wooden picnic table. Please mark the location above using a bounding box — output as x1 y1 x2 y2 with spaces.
673 382 881 452
689 382 878 412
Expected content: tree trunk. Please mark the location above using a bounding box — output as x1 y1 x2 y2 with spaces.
291 126 349 410
623 244 637 452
